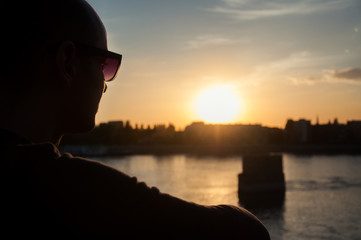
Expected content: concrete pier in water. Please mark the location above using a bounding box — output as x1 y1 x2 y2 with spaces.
238 154 286 208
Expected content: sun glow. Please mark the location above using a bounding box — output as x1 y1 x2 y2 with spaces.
195 85 242 124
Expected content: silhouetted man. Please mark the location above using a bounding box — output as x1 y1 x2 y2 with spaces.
0 1 270 239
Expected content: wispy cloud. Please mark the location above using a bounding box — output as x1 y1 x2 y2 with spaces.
208 0 355 20
244 51 361 85
183 34 237 49
242 51 319 85
253 51 330 76
290 67 361 85
333 68 361 81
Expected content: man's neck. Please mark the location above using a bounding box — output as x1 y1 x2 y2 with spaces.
0 111 63 146
0 124 62 146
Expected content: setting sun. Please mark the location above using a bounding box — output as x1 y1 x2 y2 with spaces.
195 85 242 124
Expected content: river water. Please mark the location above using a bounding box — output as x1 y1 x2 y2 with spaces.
96 154 361 240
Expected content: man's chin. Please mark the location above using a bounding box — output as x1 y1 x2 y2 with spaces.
65 117 96 134
78 120 96 133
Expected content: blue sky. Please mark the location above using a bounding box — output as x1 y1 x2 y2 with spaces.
88 0 361 129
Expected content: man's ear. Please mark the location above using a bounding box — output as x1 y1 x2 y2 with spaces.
55 41 78 89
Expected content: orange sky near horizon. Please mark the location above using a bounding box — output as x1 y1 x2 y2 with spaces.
89 0 361 130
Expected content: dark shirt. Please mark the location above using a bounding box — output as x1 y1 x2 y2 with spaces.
0 129 270 239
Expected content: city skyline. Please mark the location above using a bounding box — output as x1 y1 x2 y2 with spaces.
88 0 361 129
61 116 361 155
97 116 360 131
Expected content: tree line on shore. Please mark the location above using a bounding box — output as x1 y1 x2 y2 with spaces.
60 119 361 147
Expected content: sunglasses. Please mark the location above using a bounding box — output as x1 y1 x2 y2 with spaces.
48 41 122 82
75 42 122 82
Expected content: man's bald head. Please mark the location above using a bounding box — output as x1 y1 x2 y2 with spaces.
1 0 111 140
3 0 106 83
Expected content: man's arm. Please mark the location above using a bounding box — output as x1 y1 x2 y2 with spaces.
51 154 270 239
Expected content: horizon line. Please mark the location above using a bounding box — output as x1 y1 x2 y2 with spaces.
97 117 361 130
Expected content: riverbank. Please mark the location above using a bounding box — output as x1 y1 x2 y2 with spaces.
60 143 361 157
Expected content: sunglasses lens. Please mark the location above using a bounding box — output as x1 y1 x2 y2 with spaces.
103 57 120 81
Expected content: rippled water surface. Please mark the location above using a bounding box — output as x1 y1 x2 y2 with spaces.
97 154 361 240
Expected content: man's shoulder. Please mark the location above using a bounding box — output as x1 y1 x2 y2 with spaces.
56 151 134 182
9 142 137 193
15 142 125 176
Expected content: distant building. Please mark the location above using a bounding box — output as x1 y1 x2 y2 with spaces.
285 119 311 143
347 121 361 143
108 121 124 128
347 120 361 127
185 122 267 145
285 118 361 144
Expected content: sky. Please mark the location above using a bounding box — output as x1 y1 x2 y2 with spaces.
88 0 361 130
